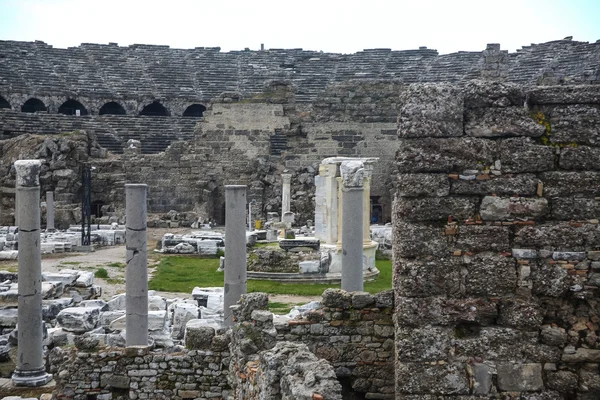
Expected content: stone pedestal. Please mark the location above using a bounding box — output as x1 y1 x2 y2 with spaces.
46 191 55 231
340 160 365 292
125 184 148 346
224 185 247 327
12 160 52 387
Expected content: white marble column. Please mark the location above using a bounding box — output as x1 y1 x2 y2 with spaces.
362 164 373 244
340 160 365 292
46 191 55 231
282 174 292 215
12 160 52 387
125 184 148 346
224 185 247 327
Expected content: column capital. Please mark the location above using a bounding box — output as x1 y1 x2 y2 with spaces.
282 174 292 184
340 160 365 188
15 160 41 187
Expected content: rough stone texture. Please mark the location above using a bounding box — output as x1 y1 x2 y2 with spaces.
394 81 600 399
397 173 450 197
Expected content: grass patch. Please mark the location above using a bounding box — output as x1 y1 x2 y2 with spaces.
253 242 279 248
1 264 18 273
105 262 126 268
148 256 393 296
269 302 296 315
60 261 82 266
95 268 109 279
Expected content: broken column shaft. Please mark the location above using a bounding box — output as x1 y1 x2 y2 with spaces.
224 185 247 327
282 174 292 215
340 160 365 292
12 160 52 387
125 184 149 346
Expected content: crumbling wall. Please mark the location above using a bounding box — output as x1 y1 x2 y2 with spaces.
393 82 600 398
275 289 395 399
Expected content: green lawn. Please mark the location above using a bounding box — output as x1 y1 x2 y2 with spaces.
148 256 392 296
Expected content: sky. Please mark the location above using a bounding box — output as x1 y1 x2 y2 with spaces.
0 0 599 55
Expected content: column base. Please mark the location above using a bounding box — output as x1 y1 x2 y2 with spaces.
12 368 53 387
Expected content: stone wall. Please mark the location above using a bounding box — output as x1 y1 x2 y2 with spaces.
274 289 396 399
393 81 600 399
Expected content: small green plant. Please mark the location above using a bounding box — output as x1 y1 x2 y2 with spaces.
105 262 126 268
95 268 109 279
216 248 225 257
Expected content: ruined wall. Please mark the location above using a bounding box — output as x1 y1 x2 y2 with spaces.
274 289 395 399
393 82 600 399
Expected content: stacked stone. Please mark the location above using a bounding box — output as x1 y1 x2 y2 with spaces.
49 337 231 400
393 81 600 398
275 289 395 399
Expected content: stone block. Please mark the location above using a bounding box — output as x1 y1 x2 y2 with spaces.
171 302 200 340
395 326 452 361
480 196 548 221
559 146 600 170
471 362 492 395
394 257 462 297
561 348 600 362
184 320 215 350
463 80 526 109
456 225 510 252
0 308 18 327
464 252 517 296
541 171 600 197
106 293 126 311
395 197 477 222
396 138 495 173
374 290 394 308
551 197 600 220
498 299 543 330
515 223 585 250
395 296 498 327
396 362 469 395
527 85 600 105
465 107 545 138
512 249 538 259
322 289 352 309
351 292 375 309
397 84 464 138
57 307 100 333
546 370 578 392
531 262 570 297
75 271 94 287
397 173 450 197
450 174 539 196
98 310 126 328
496 363 544 391
549 105 600 145
393 221 451 258
499 137 555 173
100 374 130 389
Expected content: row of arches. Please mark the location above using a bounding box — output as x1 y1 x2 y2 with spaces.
0 95 206 117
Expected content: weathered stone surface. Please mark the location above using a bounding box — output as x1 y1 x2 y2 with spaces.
540 325 568 346
498 299 543 330
322 289 352 308
171 302 200 340
450 174 539 196
398 84 464 138
551 197 600 220
396 362 469 395
395 258 462 297
396 138 495 173
527 85 600 105
396 326 451 361
395 296 498 327
184 321 215 350
374 290 394 308
515 223 585 250
531 263 570 297
546 370 578 392
480 196 549 220
560 145 600 170
456 225 510 252
56 307 100 333
395 197 477 222
465 107 545 137
100 374 130 389
541 171 600 197
471 362 492 395
464 80 526 109
549 105 600 145
496 363 544 391
499 137 555 173
351 292 375 309
393 221 451 258
464 252 517 296
562 348 600 363
397 173 450 197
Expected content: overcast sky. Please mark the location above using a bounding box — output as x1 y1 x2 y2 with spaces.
0 0 599 55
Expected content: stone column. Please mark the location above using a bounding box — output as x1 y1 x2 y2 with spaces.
282 174 292 215
12 160 52 387
125 184 148 346
340 160 365 292
224 185 247 327
363 164 373 244
46 191 55 231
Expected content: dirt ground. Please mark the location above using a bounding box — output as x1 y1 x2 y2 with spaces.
0 227 319 306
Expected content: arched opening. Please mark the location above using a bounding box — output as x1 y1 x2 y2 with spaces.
21 98 47 113
58 99 88 116
183 104 206 117
99 101 126 115
140 101 169 116
0 95 10 109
